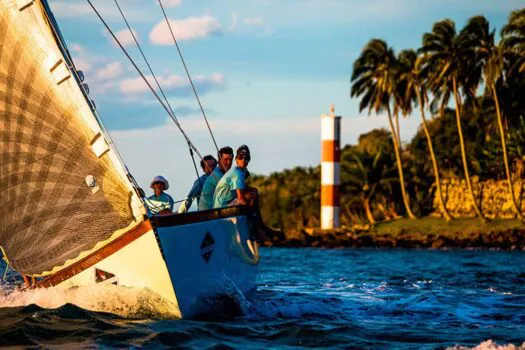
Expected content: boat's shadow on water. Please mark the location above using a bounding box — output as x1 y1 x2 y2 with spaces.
190 294 250 321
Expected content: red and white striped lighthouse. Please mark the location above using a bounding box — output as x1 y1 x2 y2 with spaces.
321 105 341 230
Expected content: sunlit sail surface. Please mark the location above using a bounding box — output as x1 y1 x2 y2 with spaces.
0 1 144 276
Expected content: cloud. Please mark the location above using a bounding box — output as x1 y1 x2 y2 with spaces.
114 28 138 47
149 15 222 44
120 75 183 95
48 0 156 22
69 43 84 53
73 57 93 73
99 101 204 131
119 73 226 96
49 1 119 19
162 0 182 8
94 61 124 81
68 43 106 74
65 45 123 93
92 80 117 94
227 14 272 36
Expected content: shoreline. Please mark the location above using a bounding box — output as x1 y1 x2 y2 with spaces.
263 217 525 250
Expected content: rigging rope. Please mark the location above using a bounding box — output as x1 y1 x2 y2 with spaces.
158 0 219 153
113 0 182 130
89 0 221 214
86 0 206 162
188 145 203 208
113 0 207 192
1 246 10 281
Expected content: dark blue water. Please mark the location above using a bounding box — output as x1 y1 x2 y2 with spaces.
1 248 524 349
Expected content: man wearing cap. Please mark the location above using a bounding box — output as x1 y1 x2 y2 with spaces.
213 145 256 208
199 146 234 211
178 154 217 213
146 175 175 215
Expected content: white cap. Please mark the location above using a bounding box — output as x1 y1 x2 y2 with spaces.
150 175 169 190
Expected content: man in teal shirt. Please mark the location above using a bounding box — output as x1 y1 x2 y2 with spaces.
214 145 255 208
199 146 234 210
178 155 216 213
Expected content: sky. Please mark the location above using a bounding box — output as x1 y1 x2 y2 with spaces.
47 0 522 202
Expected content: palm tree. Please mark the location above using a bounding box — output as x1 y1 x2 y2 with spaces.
462 16 524 220
500 9 525 136
351 39 417 219
501 8 525 74
343 146 398 224
397 49 453 221
420 19 487 220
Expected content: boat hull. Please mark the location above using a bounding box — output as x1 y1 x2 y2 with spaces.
155 213 259 318
38 207 260 319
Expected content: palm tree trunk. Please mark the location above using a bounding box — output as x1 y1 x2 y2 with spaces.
364 197 376 224
452 77 486 220
389 204 401 219
394 109 402 147
492 83 524 220
386 105 417 219
416 89 453 221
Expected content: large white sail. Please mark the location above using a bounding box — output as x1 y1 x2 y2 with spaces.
0 0 144 277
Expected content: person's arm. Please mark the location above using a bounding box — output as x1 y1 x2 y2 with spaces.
144 195 156 214
178 177 202 213
198 177 213 211
168 195 175 212
232 170 247 205
235 189 248 205
157 194 174 215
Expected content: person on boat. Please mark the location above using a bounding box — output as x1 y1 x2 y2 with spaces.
178 154 217 213
198 146 234 211
213 145 258 208
146 175 175 215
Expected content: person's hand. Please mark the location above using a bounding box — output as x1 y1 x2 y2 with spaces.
178 200 188 213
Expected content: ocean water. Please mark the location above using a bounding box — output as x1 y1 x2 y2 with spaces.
0 248 524 349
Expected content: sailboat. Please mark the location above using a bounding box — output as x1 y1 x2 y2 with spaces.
0 0 262 318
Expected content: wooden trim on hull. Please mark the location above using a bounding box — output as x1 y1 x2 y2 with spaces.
35 220 153 288
152 206 257 228
34 206 259 288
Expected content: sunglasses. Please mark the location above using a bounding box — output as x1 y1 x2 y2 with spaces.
152 181 163 185
238 156 251 162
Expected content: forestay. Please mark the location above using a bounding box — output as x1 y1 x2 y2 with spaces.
0 1 144 276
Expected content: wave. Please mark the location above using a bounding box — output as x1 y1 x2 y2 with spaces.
248 298 334 320
0 284 181 319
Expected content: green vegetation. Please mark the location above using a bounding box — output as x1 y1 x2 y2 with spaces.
292 217 525 249
252 9 525 236
374 217 523 238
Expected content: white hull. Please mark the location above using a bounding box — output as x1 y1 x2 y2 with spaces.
43 208 260 319
156 214 259 317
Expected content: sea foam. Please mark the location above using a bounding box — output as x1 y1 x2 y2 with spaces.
447 340 525 350
0 283 181 319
